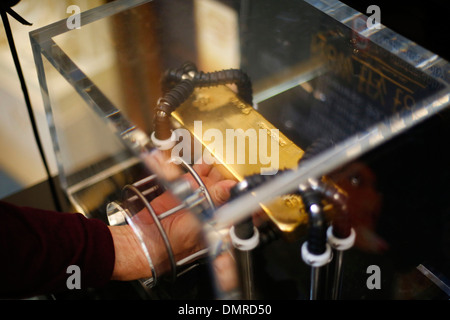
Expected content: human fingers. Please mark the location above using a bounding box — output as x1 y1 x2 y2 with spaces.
207 179 237 206
213 251 239 292
206 166 226 184
192 162 213 177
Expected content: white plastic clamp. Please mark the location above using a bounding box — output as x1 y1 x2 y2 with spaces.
301 242 332 267
327 226 356 251
229 226 260 251
151 130 176 150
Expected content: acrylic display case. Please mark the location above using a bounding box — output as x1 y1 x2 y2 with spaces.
30 0 450 299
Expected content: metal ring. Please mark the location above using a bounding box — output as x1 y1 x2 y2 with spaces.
123 184 177 284
121 159 216 286
120 207 157 287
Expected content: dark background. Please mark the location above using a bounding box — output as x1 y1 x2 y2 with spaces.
340 0 449 62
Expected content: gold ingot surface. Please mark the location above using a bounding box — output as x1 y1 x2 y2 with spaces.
172 86 307 233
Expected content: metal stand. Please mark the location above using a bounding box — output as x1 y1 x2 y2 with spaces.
230 222 259 299
327 226 356 300
298 184 333 300
301 240 332 300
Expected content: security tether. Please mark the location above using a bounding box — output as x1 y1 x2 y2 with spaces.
0 1 62 211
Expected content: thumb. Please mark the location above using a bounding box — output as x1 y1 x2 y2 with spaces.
207 180 237 206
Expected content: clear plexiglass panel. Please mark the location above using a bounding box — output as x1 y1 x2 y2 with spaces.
30 0 449 300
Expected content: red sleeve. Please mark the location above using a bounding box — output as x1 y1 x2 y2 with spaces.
0 201 115 299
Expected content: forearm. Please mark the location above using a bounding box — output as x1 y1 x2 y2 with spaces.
0 201 115 298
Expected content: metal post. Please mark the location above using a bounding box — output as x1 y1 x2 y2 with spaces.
230 223 259 300
327 226 356 300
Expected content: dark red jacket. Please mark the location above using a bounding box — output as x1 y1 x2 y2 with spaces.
0 201 115 299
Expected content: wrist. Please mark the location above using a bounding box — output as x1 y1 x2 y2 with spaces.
108 225 152 281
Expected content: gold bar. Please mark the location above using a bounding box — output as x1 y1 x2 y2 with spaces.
172 86 308 235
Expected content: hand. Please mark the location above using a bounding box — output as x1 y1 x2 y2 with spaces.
109 163 236 281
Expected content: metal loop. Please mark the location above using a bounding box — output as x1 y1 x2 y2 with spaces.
123 184 177 284
120 158 216 288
